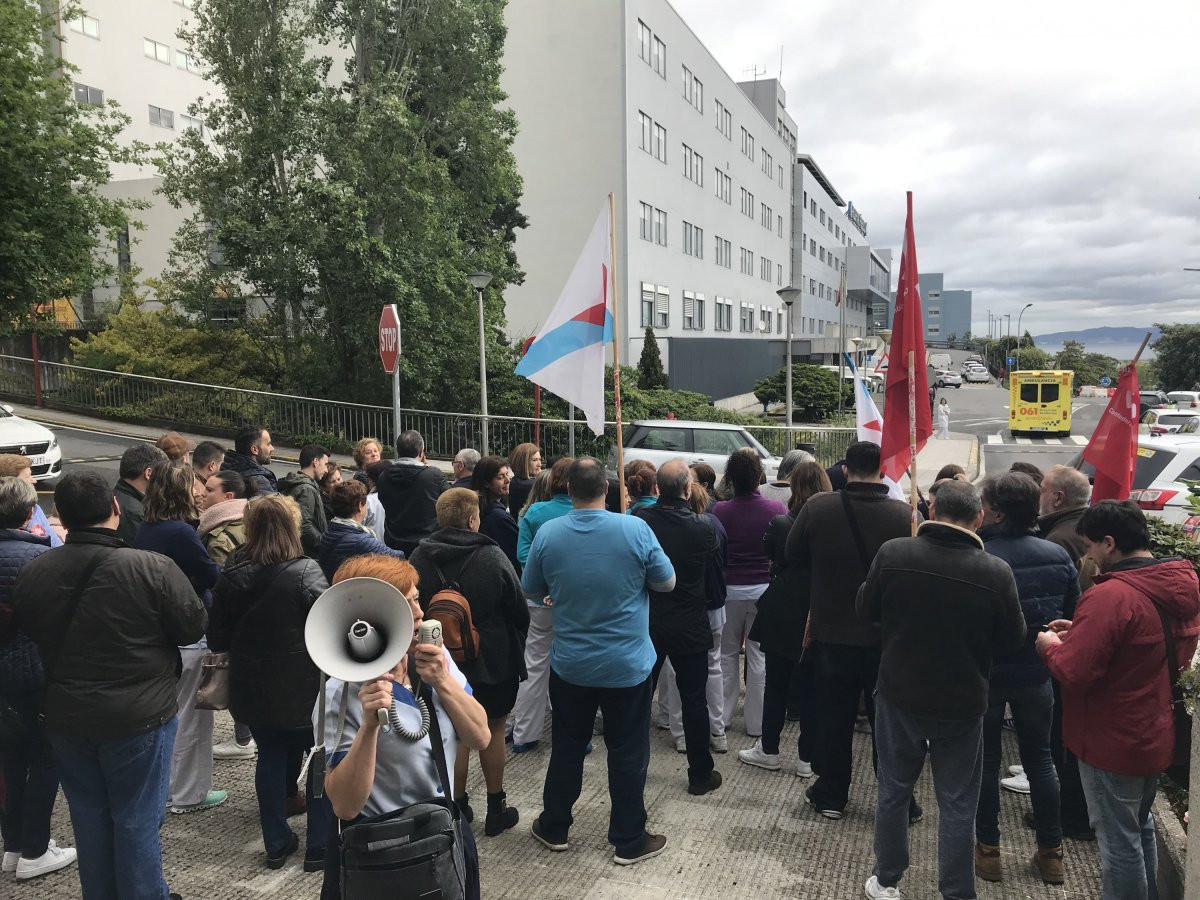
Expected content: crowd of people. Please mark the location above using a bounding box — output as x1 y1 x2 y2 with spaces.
0 423 1195 900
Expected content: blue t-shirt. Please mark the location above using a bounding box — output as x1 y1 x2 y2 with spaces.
521 508 674 689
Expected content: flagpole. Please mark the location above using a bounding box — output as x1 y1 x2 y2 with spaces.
608 191 627 513
908 349 918 535
837 252 847 415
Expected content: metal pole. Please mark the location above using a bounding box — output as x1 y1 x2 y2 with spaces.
477 286 489 456
391 366 401 448
785 303 793 442
1016 302 1032 371
568 403 576 457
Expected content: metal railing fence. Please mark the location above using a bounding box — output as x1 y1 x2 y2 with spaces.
0 355 856 465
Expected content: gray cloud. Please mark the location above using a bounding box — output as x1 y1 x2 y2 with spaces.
678 0 1200 334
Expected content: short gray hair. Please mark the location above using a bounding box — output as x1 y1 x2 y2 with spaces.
777 448 816 481
932 479 982 526
454 448 480 471
1046 465 1091 508
656 459 691 500
0 476 38 529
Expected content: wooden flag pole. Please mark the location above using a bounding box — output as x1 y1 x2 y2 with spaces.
908 349 919 535
608 192 627 513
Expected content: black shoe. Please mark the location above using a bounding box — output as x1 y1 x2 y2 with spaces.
169 895 182 900
484 792 519 836
613 833 667 866
286 792 307 818
909 798 923 826
456 794 475 824
687 770 723 796
265 832 299 869
530 816 569 851
1026 810 1095 842
804 785 843 820
303 848 325 873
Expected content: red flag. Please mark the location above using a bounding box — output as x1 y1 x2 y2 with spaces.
880 192 933 483
1082 364 1140 501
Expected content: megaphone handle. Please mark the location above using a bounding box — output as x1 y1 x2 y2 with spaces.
377 706 392 734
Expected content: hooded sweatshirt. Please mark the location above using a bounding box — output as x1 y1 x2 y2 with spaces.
277 471 326 557
1043 556 1200 775
408 527 528 687
198 498 248 569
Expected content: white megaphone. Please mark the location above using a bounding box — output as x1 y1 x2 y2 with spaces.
305 577 415 734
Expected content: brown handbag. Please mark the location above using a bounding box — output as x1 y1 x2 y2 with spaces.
194 652 231 710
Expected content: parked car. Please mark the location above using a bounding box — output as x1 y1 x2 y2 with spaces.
934 370 963 388
1168 391 1200 410
1139 390 1175 417
1069 435 1200 525
1141 410 1200 436
963 367 992 383
620 420 782 478
0 405 62 482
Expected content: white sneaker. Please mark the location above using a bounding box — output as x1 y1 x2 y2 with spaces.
16 843 77 880
795 759 814 779
2 850 19 872
213 739 257 759
1001 772 1031 794
1008 764 1024 776
674 736 687 754
737 740 781 771
709 733 728 753
864 875 902 899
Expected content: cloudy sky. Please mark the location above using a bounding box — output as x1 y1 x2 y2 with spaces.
679 0 1200 337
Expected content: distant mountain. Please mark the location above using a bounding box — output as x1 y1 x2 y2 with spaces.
1033 326 1161 346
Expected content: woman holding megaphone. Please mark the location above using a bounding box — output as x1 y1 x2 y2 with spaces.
317 556 489 900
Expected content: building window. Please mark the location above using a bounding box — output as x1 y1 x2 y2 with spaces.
176 50 202 73
639 111 652 153
819 209 826 226
740 247 754 275
148 105 175 128
655 286 669 328
174 0 196 7
760 306 772 332
714 169 731 204
144 38 171 64
682 65 693 105
778 164 784 188
637 20 651 63
809 277 816 295
715 236 731 268
653 208 667 246
760 203 773 230
809 238 816 256
761 149 773 177
69 14 100 38
692 78 703 113
652 36 666 77
740 302 755 333
180 114 204 135
682 221 703 258
683 291 705 330
653 123 666 162
715 298 733 332
819 247 826 264
641 283 655 327
777 214 783 238
682 144 703 186
777 309 784 334
740 188 754 219
760 257 772 282
740 127 755 161
715 100 731 139
928 307 941 317
639 202 653 241
73 83 104 106
928 325 941 335
777 263 783 286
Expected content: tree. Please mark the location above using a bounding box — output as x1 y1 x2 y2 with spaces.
157 0 526 408
1152 323 1200 391
1053 340 1121 389
0 1 146 333
754 364 843 420
637 327 668 389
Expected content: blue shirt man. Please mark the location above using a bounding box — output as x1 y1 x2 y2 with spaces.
522 457 675 866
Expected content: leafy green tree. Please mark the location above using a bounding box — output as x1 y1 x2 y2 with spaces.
157 0 526 408
1053 340 1121 389
0 1 146 333
1152 323 1200 391
754 364 843 420
637 327 668 389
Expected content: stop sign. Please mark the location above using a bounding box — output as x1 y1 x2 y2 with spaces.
378 305 401 374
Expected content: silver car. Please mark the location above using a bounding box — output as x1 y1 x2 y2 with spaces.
620 419 781 478
934 370 963 388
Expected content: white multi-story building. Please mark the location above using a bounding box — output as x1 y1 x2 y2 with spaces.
48 0 212 314
502 0 796 398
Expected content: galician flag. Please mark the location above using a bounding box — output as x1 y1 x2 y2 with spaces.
846 353 904 500
515 205 615 436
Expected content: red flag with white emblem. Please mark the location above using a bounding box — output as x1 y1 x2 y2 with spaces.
1082 364 1140 501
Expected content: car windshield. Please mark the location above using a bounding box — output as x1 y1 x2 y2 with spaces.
0 407 11 419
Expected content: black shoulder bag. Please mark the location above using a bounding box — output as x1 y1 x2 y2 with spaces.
841 491 874 575
337 683 469 899
1150 597 1192 785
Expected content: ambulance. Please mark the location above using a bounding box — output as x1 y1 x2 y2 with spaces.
1009 370 1074 437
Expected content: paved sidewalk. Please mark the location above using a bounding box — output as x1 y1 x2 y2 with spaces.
21 704 1102 899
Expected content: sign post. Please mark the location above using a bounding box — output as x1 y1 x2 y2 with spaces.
379 305 402 446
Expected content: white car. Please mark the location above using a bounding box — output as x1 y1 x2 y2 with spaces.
934 370 963 388
621 420 782 478
1071 435 1200 526
1142 410 1200 436
0 405 62 481
1168 391 1200 411
963 367 991 383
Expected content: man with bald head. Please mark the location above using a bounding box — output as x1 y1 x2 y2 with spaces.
1038 465 1095 590
635 459 725 796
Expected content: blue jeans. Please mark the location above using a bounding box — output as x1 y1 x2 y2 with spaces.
976 680 1061 848
0 693 59 858
249 726 333 856
873 694 982 900
538 670 652 858
49 718 177 900
1078 759 1159 900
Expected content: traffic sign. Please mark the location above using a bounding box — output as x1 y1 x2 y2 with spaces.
378 305 401 374
1006 356 1015 366
1100 375 1112 387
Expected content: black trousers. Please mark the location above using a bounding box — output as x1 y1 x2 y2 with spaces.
762 651 815 760
808 641 881 812
652 648 715 785
1050 677 1091 833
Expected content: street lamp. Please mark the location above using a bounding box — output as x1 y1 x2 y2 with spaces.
777 285 802 441
849 337 863 370
1015 302 1033 371
468 271 493 455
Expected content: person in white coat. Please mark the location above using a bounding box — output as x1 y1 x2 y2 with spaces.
936 397 951 439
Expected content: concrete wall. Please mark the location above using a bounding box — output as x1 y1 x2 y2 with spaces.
665 336 807 399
